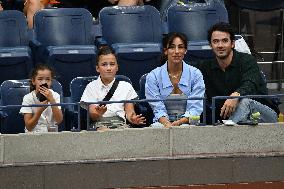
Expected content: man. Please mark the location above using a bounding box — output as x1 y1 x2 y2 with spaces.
196 22 279 124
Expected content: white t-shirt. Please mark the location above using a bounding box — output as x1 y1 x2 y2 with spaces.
20 89 61 133
80 76 138 119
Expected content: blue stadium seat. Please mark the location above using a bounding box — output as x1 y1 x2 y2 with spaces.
98 5 163 90
166 0 228 61
0 10 33 86
67 75 132 130
137 73 153 126
31 8 97 96
0 79 63 134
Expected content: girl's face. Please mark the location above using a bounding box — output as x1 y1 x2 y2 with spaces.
32 69 52 91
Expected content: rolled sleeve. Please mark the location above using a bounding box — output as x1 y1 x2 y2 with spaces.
185 69 205 117
145 72 168 122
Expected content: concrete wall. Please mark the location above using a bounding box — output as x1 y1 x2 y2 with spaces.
0 124 284 188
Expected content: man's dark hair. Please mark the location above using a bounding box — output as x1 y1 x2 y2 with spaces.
207 22 235 43
96 45 117 64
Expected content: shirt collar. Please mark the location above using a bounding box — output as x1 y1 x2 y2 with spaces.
210 50 238 70
161 61 189 88
98 76 115 90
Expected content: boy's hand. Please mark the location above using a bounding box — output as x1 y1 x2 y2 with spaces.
129 114 146 125
89 104 107 117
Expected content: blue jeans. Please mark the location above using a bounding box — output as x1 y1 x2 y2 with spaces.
230 98 278 123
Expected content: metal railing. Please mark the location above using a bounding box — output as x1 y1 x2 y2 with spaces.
1 93 283 132
0 97 206 132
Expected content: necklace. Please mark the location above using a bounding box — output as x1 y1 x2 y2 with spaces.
168 73 181 79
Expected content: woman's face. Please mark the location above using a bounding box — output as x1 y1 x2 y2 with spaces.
164 37 187 65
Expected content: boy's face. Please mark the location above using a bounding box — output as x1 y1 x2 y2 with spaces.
96 54 118 82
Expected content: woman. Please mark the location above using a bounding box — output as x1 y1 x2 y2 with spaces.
145 32 205 127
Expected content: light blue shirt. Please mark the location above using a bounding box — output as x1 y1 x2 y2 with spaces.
145 61 205 122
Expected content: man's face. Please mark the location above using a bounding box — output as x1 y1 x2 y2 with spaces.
210 31 235 59
96 54 118 81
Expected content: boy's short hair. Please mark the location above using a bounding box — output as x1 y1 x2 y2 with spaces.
96 45 117 64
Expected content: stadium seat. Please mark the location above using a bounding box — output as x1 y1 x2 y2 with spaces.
67 75 132 130
0 79 63 134
98 5 163 90
137 74 154 126
0 10 33 86
166 0 228 61
31 8 97 96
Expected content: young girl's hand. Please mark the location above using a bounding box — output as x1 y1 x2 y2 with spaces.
39 85 55 103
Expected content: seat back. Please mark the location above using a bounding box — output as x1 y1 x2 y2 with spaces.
0 10 33 86
137 73 154 126
167 0 228 41
0 10 29 47
113 43 162 91
33 8 97 96
34 8 94 46
70 76 98 104
99 5 162 44
0 79 63 134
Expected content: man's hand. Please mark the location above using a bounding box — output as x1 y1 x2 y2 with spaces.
220 92 240 119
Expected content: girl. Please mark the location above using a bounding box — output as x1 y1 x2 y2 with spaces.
20 64 63 132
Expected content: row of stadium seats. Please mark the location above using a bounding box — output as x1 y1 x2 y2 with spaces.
0 74 153 134
0 1 228 96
